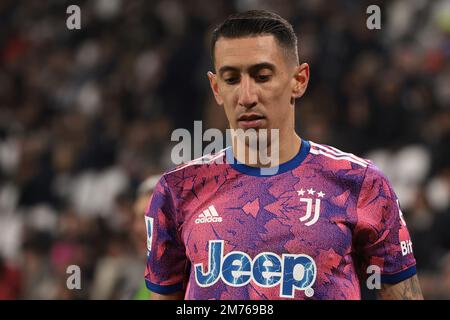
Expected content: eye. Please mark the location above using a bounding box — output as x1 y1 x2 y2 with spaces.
224 77 239 85
255 73 272 83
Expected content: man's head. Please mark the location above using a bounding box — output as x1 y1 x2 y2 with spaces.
211 10 299 66
208 10 309 137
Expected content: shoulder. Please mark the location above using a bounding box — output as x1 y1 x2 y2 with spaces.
147 149 229 212
159 147 229 186
307 141 391 192
308 141 372 170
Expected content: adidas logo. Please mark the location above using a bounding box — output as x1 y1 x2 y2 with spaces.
195 205 223 224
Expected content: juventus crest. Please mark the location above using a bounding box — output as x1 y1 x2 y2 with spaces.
297 188 325 226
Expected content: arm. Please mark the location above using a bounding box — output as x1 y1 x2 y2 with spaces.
144 177 189 301
150 290 185 300
355 165 422 300
377 275 424 300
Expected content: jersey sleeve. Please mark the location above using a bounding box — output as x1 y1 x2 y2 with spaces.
354 163 417 284
144 175 189 294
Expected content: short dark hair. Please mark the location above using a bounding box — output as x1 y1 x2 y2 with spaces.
211 10 299 65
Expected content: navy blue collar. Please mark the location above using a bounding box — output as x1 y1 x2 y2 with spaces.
225 140 310 177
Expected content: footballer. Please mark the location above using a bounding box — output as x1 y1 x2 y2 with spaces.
144 10 423 300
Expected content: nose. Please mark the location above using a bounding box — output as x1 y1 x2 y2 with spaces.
238 75 257 109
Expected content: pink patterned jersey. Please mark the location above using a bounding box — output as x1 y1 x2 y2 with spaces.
144 140 417 300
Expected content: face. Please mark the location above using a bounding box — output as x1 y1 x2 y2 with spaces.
208 35 309 137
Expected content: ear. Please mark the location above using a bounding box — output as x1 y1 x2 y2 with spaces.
292 63 310 100
207 71 224 106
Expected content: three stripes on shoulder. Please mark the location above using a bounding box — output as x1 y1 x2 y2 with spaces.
309 142 369 168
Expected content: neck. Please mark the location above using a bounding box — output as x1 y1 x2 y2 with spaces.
231 131 302 168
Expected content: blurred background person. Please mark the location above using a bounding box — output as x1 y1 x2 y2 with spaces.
89 174 159 299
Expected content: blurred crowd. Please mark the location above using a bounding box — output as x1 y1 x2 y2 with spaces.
0 0 449 299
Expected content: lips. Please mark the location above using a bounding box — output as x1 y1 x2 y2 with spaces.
237 113 266 129
238 113 265 121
